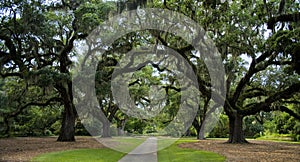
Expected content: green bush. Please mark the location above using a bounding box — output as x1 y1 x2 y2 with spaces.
50 120 61 135
208 114 229 138
44 130 53 136
243 115 264 138
263 111 300 141
75 122 91 136
253 133 261 139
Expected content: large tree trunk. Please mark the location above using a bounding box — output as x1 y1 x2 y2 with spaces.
185 128 191 136
195 98 210 140
196 128 205 140
57 102 76 141
98 106 111 138
198 122 206 140
117 119 126 136
193 119 205 140
57 82 76 142
227 111 247 143
102 119 111 138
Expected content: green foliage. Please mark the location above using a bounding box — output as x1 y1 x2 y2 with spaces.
208 114 229 138
50 120 62 135
13 106 62 137
0 77 61 137
74 1 115 32
124 118 147 134
29 68 71 88
75 122 91 136
291 121 300 141
1 0 300 143
243 115 264 138
263 110 300 141
0 0 116 140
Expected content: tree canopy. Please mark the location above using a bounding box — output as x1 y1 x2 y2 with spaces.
0 0 299 143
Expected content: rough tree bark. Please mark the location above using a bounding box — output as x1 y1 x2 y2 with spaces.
97 103 118 138
227 111 247 143
193 118 206 140
57 101 76 141
102 119 111 138
56 80 77 141
193 98 210 140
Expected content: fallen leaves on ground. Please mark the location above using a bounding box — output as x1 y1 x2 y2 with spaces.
0 137 299 162
179 139 300 162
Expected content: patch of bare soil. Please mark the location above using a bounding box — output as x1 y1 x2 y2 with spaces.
179 139 300 162
0 136 104 162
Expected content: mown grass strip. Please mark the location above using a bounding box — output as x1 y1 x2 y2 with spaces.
32 148 125 162
158 139 226 162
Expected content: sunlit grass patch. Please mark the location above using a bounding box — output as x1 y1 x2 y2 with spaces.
32 148 125 162
255 134 300 144
96 136 146 153
158 139 225 162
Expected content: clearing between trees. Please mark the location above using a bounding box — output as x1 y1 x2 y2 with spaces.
0 137 299 162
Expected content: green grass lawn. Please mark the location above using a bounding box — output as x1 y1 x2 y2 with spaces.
97 136 146 153
32 138 225 162
255 134 300 144
32 148 125 162
158 139 225 162
32 136 146 161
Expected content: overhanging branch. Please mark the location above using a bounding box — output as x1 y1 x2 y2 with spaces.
277 106 300 120
0 72 23 78
8 97 62 118
242 82 300 116
267 12 300 29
